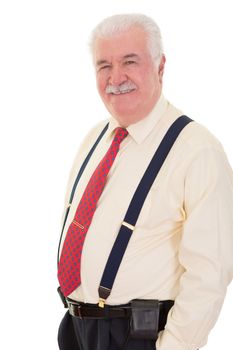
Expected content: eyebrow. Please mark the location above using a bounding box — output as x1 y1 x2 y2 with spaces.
123 53 140 60
96 53 140 67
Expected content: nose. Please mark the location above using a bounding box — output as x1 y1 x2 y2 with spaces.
109 65 127 86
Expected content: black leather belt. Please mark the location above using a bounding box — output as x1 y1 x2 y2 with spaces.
66 298 174 321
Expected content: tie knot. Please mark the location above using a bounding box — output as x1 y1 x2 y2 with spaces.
114 127 128 144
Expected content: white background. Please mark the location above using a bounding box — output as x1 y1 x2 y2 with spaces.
0 0 233 349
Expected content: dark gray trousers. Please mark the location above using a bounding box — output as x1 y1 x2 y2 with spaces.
58 311 156 350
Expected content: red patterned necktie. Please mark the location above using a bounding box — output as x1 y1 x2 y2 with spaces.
58 127 128 297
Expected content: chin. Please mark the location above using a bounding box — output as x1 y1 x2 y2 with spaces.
111 104 138 119
113 111 140 126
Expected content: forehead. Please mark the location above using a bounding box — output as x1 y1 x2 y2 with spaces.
94 26 150 63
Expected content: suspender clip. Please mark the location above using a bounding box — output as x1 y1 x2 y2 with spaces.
98 298 106 308
98 285 111 308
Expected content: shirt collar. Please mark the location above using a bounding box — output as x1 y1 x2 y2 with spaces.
106 94 168 144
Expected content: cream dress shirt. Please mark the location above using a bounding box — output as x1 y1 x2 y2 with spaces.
58 94 233 350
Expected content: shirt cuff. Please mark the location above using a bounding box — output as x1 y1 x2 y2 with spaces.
156 330 199 350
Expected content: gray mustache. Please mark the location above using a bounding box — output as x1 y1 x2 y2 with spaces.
105 81 137 94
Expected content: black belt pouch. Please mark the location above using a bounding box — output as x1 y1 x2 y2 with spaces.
130 299 159 340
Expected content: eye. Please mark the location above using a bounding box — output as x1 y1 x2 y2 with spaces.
98 65 111 72
124 60 136 65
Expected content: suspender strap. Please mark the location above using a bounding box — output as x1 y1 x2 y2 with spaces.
98 115 193 307
57 122 109 266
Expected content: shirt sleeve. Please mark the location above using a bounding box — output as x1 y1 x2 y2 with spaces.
156 145 233 350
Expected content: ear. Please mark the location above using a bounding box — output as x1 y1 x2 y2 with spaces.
158 55 166 83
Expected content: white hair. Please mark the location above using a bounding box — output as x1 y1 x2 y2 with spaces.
90 13 164 66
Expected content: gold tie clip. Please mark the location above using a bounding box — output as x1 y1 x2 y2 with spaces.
72 220 85 230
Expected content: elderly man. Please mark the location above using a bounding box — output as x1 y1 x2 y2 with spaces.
57 14 233 350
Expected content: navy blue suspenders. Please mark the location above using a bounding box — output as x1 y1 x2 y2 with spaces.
57 115 193 305
98 115 193 306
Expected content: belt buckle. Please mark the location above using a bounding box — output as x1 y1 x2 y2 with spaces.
68 301 83 319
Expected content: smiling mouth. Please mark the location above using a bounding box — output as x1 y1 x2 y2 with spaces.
110 89 136 95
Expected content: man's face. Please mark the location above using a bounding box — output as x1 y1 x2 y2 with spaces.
93 26 165 127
